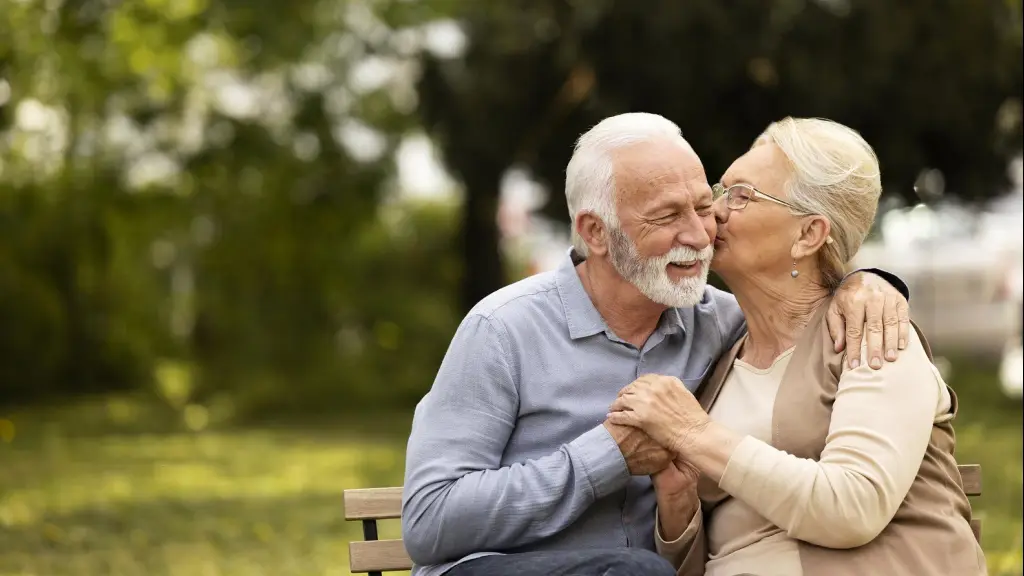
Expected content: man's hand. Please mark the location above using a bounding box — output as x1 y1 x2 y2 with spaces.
652 460 701 541
652 459 700 498
603 420 672 476
827 271 911 370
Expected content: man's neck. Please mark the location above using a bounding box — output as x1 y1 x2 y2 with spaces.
728 271 829 369
576 259 666 348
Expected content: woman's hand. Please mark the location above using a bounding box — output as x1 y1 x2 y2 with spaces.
829 271 911 369
607 374 710 458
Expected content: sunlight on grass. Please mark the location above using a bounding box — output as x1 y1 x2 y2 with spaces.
0 361 1019 576
0 411 409 576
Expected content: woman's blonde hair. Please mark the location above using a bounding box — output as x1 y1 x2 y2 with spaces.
755 117 882 292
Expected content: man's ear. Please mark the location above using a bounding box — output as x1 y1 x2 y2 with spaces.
576 212 610 257
790 215 832 260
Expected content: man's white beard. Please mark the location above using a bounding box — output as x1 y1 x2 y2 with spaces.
607 227 713 308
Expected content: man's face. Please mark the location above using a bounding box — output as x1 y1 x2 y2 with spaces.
608 139 716 308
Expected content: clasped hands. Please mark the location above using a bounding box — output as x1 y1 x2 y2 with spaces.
603 270 913 492
603 374 707 495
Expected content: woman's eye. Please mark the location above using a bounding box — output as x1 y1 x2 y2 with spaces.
696 206 714 216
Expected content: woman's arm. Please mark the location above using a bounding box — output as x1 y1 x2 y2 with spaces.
651 461 706 573
655 498 707 576
684 329 945 549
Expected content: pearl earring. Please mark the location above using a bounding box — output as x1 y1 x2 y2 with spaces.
791 261 799 278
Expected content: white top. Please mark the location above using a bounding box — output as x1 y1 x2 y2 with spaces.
703 348 802 576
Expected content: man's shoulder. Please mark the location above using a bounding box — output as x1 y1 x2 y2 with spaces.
696 285 738 312
690 285 744 337
466 270 563 327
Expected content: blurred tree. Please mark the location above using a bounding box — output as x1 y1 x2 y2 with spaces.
1 0 1021 411
0 0 459 410
418 0 1024 310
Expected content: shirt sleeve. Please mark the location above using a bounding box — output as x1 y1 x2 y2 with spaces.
847 267 911 301
716 328 946 549
401 313 631 566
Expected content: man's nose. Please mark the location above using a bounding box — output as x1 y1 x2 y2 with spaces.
675 213 711 250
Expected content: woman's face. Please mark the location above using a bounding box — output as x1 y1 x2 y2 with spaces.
711 142 810 283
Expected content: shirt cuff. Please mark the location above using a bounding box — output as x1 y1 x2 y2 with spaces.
847 267 911 302
568 424 631 499
655 501 703 557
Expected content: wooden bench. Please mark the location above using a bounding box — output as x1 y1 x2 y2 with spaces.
344 464 983 575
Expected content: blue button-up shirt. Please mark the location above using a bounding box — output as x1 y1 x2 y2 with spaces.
401 250 747 576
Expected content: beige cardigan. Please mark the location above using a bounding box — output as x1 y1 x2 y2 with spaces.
660 303 985 576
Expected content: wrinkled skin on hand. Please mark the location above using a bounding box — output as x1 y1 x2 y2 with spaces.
828 271 911 369
652 458 700 497
603 420 673 476
607 374 710 457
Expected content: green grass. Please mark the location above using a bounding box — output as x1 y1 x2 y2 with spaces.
0 398 412 576
0 362 1021 575
941 357 1024 575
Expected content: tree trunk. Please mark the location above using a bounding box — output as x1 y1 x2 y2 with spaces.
460 172 505 313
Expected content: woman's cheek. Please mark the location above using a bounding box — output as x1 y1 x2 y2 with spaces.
703 215 718 241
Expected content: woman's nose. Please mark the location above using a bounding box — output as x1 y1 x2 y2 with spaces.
713 197 731 224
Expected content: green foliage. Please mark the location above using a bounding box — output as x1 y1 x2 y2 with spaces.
1 0 450 411
199 199 462 419
1 0 1022 419
0 183 158 404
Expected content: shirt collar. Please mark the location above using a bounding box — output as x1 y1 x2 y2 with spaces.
555 248 688 341
658 307 688 337
556 249 608 340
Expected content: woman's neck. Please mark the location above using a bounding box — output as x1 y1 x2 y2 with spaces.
728 272 829 369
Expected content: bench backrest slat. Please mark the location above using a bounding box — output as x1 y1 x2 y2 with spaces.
344 464 983 572
344 487 403 520
959 464 981 496
349 540 413 573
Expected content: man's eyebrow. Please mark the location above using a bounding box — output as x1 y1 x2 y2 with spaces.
646 198 681 214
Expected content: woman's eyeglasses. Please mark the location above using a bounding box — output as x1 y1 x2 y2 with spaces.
711 182 808 213
712 182 835 245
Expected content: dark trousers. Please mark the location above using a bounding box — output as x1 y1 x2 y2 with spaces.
443 548 677 576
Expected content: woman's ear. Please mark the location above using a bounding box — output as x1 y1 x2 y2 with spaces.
790 215 832 260
576 212 610 257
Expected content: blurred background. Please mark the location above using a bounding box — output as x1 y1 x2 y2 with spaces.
1 0 1022 574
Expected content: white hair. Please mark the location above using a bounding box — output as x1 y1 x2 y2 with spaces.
565 113 692 256
755 117 882 291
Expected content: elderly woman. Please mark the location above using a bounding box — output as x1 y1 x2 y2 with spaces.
608 117 985 576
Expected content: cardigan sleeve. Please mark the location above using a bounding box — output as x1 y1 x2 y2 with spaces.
716 328 950 549
655 503 707 575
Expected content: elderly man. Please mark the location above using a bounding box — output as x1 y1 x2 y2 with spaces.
402 113 910 576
